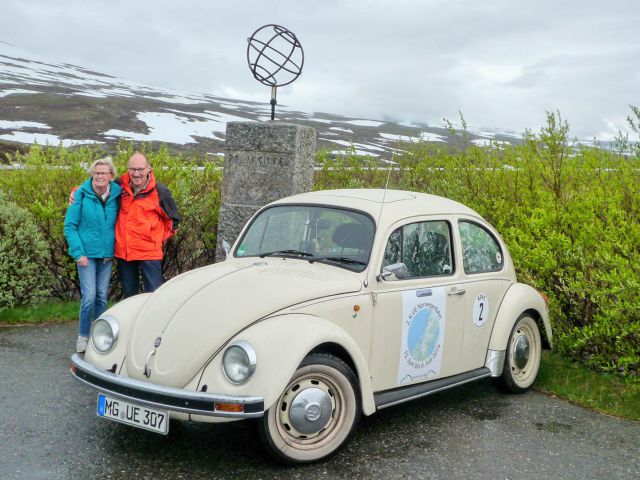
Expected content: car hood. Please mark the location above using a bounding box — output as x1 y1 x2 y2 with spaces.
125 258 363 386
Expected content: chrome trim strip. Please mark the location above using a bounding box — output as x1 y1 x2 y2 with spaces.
375 368 491 410
70 354 264 418
485 349 506 377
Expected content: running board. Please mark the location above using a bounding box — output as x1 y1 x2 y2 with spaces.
374 367 492 410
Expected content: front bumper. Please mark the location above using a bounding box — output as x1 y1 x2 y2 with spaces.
70 354 264 418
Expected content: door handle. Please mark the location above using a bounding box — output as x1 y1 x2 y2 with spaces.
448 287 466 296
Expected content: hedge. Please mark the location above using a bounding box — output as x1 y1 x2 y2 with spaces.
0 112 638 380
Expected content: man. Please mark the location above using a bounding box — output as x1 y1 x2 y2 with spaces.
115 152 180 297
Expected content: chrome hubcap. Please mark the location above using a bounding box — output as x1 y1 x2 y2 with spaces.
289 386 333 434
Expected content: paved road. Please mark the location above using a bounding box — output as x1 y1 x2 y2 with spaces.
1 322 639 480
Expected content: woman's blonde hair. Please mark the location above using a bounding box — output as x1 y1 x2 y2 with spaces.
88 156 116 176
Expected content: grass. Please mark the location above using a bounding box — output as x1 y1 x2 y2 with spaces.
0 299 78 325
534 351 640 422
1 303 638 422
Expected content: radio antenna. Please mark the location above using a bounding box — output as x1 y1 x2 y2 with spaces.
376 158 398 227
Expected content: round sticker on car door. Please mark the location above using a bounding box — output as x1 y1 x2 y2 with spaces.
473 293 489 328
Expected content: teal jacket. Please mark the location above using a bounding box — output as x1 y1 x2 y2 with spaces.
64 178 122 260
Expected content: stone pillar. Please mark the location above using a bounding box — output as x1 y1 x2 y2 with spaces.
215 121 316 261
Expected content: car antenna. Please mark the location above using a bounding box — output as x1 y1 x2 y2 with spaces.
376 158 398 226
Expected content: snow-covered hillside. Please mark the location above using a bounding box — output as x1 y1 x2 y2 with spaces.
0 42 524 158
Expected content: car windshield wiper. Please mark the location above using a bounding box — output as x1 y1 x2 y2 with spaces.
314 256 367 266
259 249 314 259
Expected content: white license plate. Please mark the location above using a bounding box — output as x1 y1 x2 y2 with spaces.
97 394 169 435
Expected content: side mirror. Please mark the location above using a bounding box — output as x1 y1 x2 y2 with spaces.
222 240 231 259
376 262 408 282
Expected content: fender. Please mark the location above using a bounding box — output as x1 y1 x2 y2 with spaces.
84 293 152 371
489 283 552 351
195 313 376 416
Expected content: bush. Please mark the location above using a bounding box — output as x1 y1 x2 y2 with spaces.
316 111 640 380
0 142 222 300
0 193 53 312
0 112 638 380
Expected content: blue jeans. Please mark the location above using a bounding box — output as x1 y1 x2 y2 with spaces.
77 258 113 337
117 259 164 298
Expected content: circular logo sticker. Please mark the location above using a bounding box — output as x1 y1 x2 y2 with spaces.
472 293 489 328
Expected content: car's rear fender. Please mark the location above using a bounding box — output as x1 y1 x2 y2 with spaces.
489 283 552 351
195 313 376 416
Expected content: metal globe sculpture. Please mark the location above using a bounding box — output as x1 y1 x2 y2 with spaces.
247 24 304 120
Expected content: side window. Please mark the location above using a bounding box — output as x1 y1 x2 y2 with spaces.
382 221 453 278
459 221 504 274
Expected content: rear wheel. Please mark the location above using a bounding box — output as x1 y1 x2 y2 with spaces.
495 314 541 393
258 353 361 464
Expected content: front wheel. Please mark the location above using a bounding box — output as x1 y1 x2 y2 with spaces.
494 314 542 393
258 353 361 464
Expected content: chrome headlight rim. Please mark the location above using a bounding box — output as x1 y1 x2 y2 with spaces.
222 341 257 385
90 315 119 354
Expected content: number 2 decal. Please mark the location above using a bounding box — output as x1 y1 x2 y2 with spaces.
473 294 489 328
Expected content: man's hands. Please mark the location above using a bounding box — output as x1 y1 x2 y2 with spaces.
69 186 78 205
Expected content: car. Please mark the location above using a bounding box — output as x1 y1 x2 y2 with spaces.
70 188 552 464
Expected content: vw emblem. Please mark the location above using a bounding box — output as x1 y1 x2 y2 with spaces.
154 336 162 348
305 403 322 422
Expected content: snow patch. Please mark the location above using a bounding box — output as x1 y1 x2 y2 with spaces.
102 110 247 144
0 131 101 147
0 89 37 98
0 120 50 130
342 119 386 127
379 132 445 143
329 127 354 133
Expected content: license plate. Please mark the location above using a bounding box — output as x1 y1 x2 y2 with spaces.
97 394 169 435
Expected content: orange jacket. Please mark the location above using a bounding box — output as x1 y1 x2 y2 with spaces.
114 172 180 261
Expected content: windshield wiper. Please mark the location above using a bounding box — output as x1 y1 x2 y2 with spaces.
259 249 314 258
314 256 367 266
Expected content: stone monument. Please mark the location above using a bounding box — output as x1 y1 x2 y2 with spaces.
215 25 315 261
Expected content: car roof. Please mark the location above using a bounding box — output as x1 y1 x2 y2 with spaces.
269 189 482 227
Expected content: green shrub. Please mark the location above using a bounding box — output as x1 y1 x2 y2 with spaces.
0 193 53 312
0 111 638 381
316 111 640 380
0 142 222 299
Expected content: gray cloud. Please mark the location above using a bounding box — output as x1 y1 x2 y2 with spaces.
3 0 639 139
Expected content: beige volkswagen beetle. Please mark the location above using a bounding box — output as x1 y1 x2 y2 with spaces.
71 189 552 464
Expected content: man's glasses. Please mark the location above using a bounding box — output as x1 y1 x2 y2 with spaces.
128 167 148 173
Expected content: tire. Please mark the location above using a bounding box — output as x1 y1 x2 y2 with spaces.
494 314 542 394
258 353 361 464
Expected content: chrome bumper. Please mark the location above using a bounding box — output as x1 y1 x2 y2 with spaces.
70 354 264 418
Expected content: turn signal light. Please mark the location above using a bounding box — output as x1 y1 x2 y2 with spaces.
215 402 245 413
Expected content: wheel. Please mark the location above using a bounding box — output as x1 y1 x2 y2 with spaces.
494 314 542 394
258 353 361 464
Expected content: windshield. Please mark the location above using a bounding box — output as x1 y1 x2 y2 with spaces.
235 205 375 272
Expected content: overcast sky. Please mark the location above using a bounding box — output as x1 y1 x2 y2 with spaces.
4 0 639 140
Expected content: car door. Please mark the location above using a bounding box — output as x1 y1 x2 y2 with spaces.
369 218 467 392
455 218 513 372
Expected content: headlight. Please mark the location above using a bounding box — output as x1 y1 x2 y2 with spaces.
222 341 256 385
90 316 119 353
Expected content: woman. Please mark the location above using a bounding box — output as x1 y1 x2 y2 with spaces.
64 157 122 353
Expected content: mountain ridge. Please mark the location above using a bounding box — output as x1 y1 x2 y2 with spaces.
0 42 524 161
